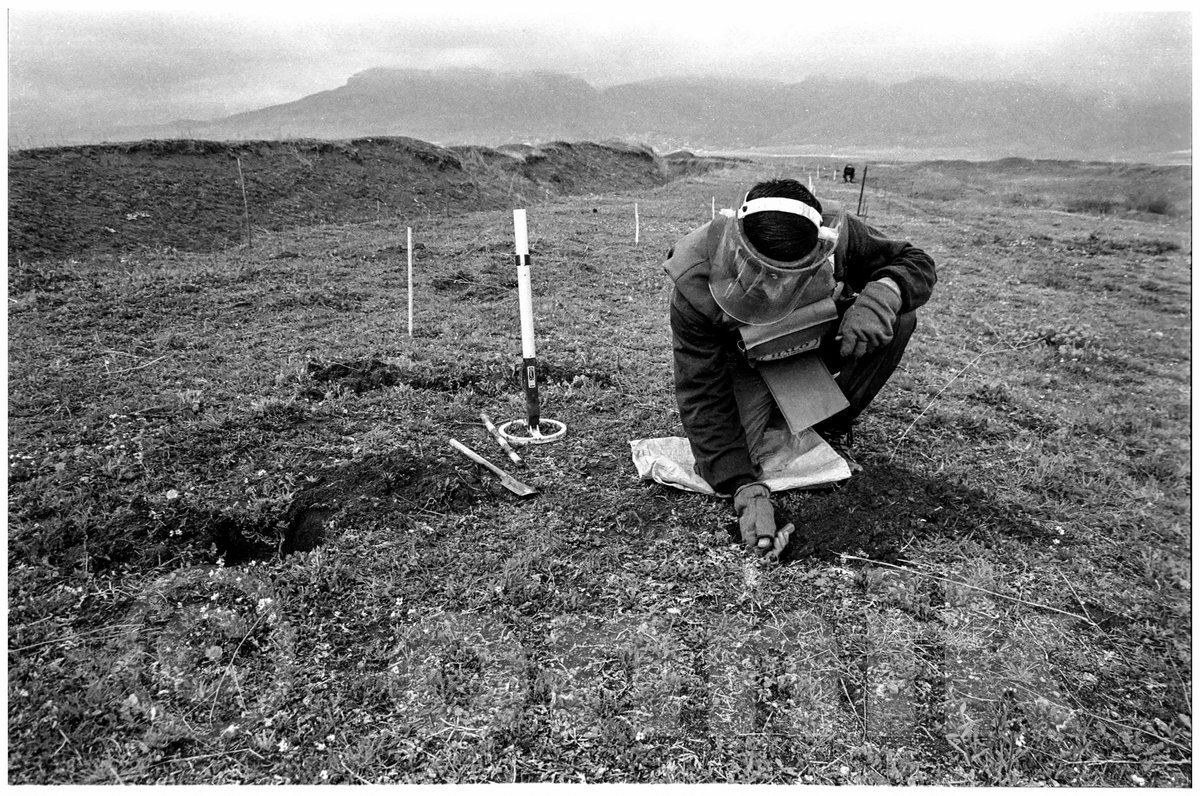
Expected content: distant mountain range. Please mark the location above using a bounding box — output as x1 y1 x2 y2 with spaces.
99 68 1193 161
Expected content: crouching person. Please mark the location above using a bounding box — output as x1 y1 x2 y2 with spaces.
665 178 936 555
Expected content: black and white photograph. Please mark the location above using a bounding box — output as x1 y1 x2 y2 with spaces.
7 2 1192 786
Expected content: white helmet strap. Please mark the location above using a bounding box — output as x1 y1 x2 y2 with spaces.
736 196 823 228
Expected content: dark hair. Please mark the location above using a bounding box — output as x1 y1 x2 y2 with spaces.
742 178 822 261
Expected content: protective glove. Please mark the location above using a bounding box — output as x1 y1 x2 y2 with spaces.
838 279 902 360
733 482 776 554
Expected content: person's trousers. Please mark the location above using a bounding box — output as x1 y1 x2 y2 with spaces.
731 310 917 468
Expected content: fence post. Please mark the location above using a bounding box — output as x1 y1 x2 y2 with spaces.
856 164 869 217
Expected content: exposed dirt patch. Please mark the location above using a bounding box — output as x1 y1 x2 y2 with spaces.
430 267 518 300
304 357 498 396
762 463 1049 564
307 358 405 394
303 356 614 399
182 449 487 565
663 149 751 179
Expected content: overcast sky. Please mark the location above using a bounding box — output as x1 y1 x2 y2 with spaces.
6 3 1193 144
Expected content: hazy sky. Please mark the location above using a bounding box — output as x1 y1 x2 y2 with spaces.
6 2 1193 144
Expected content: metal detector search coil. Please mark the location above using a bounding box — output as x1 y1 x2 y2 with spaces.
497 418 566 446
501 209 566 446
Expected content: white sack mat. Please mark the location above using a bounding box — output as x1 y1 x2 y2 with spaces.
629 428 851 497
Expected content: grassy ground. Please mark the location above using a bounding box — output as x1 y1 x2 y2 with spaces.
7 156 1191 784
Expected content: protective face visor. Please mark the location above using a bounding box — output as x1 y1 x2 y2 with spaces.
709 196 839 326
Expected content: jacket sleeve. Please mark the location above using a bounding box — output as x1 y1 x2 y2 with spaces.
670 290 757 496
840 214 937 312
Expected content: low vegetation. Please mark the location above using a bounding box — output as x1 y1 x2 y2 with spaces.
7 150 1191 784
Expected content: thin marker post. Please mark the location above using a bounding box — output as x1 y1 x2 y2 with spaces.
406 227 413 337
857 164 869 216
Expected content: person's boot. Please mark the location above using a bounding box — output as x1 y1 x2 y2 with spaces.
818 426 863 475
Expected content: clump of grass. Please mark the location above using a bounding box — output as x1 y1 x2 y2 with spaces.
1062 196 1120 215
1125 188 1177 216
1031 321 1101 357
1062 189 1180 218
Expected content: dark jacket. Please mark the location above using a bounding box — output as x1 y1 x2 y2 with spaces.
666 204 936 494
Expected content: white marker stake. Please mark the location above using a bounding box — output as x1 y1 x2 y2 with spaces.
406 227 413 337
513 209 540 432
711 196 715 219
634 203 640 245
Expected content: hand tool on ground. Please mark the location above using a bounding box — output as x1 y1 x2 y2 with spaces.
481 412 523 466
448 438 538 498
763 523 796 564
498 208 567 446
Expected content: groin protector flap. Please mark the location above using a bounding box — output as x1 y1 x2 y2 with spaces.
755 353 849 434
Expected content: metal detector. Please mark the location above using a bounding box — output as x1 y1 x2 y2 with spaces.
498 209 566 446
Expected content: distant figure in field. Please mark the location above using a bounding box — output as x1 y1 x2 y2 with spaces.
664 178 936 557
843 164 855 183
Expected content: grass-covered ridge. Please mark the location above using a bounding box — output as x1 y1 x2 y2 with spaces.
7 155 1191 784
8 137 714 262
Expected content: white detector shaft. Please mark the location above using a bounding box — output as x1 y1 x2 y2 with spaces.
514 210 537 361
500 209 565 445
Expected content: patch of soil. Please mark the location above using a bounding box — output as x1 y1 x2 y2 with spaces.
174 449 489 565
663 150 749 179
10 446 491 570
430 268 518 300
201 500 333 565
218 449 489 564
307 358 405 394
762 462 1053 564
303 356 613 398
304 357 502 397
